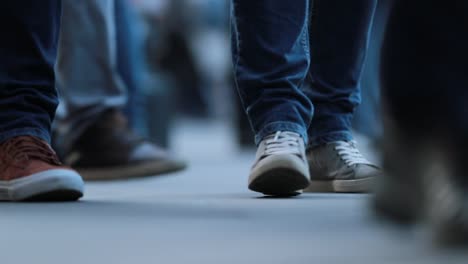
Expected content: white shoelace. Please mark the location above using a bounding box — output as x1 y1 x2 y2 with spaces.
334 141 373 166
264 131 302 156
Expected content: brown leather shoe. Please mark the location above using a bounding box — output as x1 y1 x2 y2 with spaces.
0 136 84 201
63 109 187 181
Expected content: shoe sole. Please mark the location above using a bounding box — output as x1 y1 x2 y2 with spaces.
249 168 309 196
23 190 83 202
77 160 187 181
0 169 84 201
305 177 374 193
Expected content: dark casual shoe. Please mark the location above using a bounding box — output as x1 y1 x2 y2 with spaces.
63 110 187 181
0 136 84 201
372 120 468 245
305 141 380 193
374 144 468 246
248 131 310 196
424 158 468 246
371 124 424 224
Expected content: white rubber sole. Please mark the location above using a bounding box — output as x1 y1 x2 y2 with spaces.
0 169 84 201
305 177 374 193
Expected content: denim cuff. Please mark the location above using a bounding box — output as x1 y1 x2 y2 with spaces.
308 130 353 148
255 121 308 145
0 128 51 144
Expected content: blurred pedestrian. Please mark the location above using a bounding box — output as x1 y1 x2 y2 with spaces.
55 0 186 181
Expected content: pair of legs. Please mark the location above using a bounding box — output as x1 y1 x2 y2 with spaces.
231 0 379 195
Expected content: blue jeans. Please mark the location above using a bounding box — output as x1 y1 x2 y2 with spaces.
231 0 312 144
115 0 145 129
0 1 61 143
305 0 377 147
231 0 376 146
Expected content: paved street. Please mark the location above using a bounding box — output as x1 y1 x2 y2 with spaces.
1 120 467 264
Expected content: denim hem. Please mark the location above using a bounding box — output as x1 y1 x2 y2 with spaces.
0 128 51 144
308 130 353 148
255 121 308 145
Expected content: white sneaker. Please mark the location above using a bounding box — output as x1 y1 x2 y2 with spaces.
248 131 310 196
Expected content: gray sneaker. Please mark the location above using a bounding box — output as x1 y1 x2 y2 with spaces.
305 141 380 193
248 131 310 196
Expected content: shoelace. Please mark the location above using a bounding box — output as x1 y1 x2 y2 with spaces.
264 131 302 156
0 137 61 171
334 141 373 166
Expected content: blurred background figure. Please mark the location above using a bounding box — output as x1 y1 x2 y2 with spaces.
374 0 468 246
136 0 232 119
54 0 186 181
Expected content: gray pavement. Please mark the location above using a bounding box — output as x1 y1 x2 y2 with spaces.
1 120 467 264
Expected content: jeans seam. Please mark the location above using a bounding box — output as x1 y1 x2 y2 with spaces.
301 0 310 56
230 2 241 76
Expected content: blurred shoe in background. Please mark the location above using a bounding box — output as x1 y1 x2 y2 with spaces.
60 109 186 181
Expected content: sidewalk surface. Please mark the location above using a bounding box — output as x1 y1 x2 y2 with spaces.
1 120 467 264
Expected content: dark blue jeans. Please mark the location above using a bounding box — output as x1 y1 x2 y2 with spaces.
231 0 376 145
231 0 312 144
305 0 377 147
0 1 61 143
